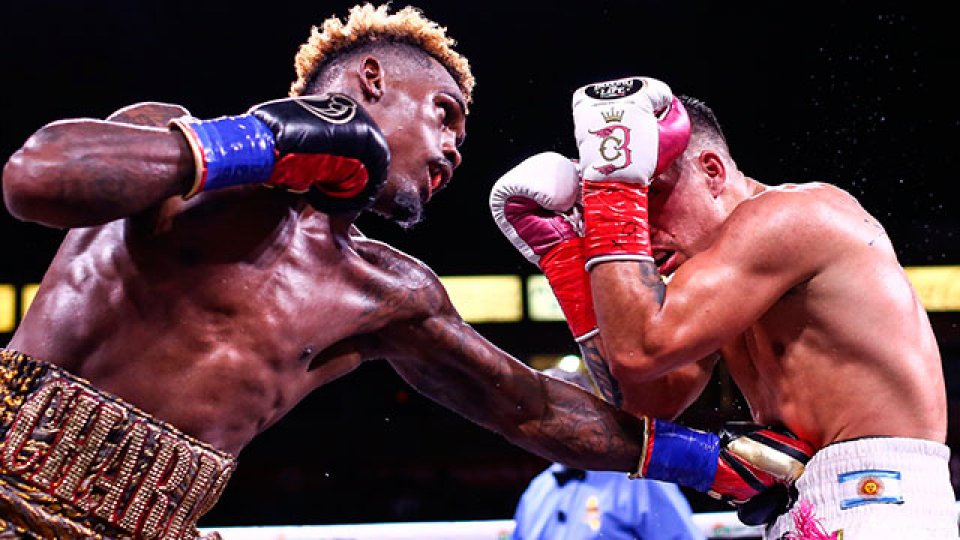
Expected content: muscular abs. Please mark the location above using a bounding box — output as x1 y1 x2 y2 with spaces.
721 268 946 449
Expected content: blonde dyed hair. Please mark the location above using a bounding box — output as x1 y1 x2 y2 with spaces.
289 3 475 106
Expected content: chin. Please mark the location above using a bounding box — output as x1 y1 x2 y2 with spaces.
373 188 424 230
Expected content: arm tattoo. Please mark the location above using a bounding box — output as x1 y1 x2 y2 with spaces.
385 312 646 471
533 373 646 470
578 341 623 407
639 261 666 305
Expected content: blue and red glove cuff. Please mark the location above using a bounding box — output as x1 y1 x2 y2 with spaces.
634 419 721 493
171 114 276 198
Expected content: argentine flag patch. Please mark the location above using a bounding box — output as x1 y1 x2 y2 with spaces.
838 469 904 509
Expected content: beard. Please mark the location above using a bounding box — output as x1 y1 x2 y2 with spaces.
377 186 424 230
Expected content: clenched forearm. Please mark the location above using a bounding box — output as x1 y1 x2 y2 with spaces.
590 260 675 375
577 336 623 407
578 333 717 420
384 315 645 472
2 118 193 227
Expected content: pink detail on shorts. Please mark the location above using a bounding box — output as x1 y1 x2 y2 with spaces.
785 500 839 540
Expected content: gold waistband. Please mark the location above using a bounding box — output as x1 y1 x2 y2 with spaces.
0 349 237 540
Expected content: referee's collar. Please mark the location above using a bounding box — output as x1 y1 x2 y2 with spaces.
550 464 587 486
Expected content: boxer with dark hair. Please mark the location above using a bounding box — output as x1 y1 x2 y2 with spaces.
494 75 953 538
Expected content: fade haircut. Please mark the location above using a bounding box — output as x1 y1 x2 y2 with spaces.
289 3 475 108
678 95 731 159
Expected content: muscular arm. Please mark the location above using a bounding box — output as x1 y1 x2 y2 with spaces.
579 332 718 420
592 192 819 385
382 314 646 471
2 102 194 227
361 246 814 498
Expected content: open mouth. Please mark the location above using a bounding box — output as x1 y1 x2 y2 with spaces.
653 249 678 276
427 162 450 196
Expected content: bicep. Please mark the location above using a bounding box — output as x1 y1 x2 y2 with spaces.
651 219 813 364
3 107 193 227
106 102 190 127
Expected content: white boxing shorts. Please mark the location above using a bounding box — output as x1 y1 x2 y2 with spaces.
765 437 958 539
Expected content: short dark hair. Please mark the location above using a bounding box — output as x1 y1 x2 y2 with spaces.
679 95 730 156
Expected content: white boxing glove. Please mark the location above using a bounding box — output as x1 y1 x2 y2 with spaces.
489 152 581 265
572 76 687 185
490 152 599 342
571 76 690 269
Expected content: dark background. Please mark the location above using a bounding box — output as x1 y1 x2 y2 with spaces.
2 0 959 528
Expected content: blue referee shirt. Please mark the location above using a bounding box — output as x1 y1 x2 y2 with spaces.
512 464 705 540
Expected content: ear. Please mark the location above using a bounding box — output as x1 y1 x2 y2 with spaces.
698 150 727 198
355 56 384 102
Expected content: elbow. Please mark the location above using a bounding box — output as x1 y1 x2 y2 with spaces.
606 351 657 387
3 126 67 224
2 149 39 221
603 341 662 384
603 335 683 384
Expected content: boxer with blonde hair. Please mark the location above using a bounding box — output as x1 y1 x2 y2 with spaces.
1 6 807 538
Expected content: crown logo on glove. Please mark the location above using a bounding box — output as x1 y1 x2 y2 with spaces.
601 108 624 123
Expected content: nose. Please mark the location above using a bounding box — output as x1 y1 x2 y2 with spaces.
441 129 462 169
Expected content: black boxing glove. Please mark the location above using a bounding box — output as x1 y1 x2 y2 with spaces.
170 93 390 214
736 482 798 526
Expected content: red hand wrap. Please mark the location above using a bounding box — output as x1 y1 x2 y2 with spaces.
539 237 598 341
582 180 652 269
267 153 368 198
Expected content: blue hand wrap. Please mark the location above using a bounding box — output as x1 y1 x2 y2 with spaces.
646 419 721 492
177 114 276 196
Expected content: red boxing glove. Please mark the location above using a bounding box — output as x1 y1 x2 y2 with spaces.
709 423 814 505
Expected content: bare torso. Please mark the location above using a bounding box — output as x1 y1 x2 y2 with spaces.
719 184 945 448
8 188 436 455
3 101 656 477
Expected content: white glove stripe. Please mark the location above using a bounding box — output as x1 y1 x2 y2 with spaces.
584 254 654 272
573 327 600 343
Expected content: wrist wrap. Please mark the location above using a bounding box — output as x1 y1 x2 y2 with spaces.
631 418 721 493
582 180 653 271
171 114 276 199
540 238 599 342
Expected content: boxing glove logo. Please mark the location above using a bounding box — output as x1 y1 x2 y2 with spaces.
584 77 645 100
589 110 633 176
295 93 358 124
